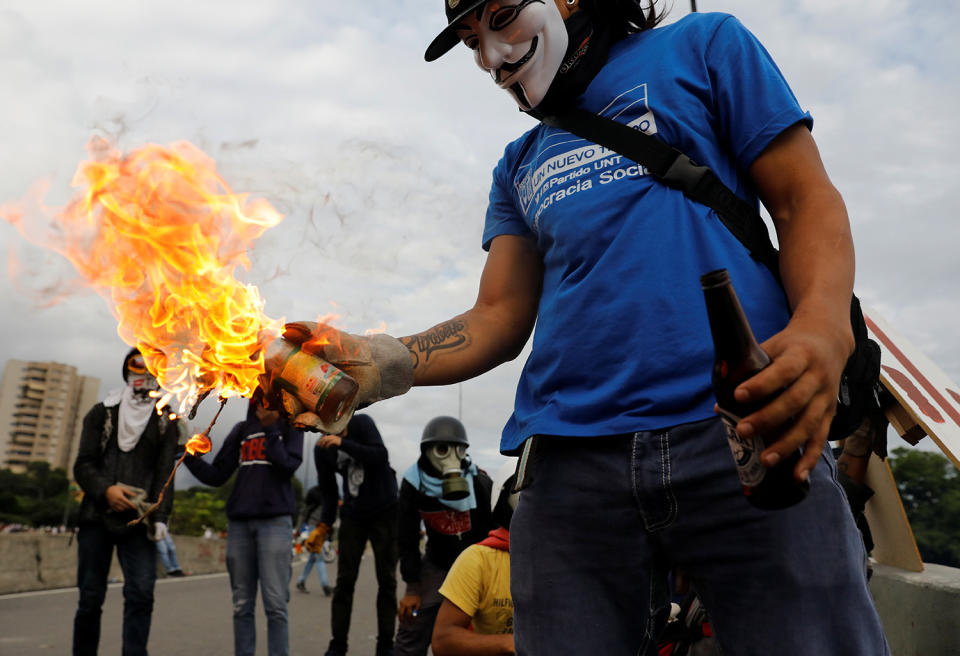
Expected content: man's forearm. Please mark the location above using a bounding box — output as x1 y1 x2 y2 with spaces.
776 183 855 338
400 233 541 387
432 626 515 656
400 306 532 387
750 122 855 342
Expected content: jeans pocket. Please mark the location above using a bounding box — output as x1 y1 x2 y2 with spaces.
513 435 541 492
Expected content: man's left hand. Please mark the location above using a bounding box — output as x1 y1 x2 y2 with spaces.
727 312 853 483
153 521 169 542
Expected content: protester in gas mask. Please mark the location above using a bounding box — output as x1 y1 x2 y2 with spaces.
395 416 494 656
432 460 518 656
72 347 180 656
277 1 889 654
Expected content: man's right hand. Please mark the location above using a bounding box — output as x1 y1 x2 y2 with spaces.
316 434 343 449
272 321 413 431
105 484 138 512
398 593 422 624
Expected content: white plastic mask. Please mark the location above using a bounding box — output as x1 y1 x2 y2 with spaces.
459 0 569 110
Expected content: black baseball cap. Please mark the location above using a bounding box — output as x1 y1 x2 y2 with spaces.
424 0 488 62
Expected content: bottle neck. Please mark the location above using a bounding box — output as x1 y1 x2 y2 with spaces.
702 280 760 363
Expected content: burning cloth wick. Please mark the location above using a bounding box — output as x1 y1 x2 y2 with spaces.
127 398 227 527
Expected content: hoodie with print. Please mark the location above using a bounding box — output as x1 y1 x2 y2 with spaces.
185 399 304 519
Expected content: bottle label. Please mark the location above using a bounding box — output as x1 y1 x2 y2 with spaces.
280 351 345 413
716 408 766 487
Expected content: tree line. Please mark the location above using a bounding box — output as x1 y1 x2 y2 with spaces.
0 463 305 536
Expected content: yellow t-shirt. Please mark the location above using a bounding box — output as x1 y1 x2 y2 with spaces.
438 543 513 635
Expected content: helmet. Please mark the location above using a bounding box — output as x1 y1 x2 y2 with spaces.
420 416 469 447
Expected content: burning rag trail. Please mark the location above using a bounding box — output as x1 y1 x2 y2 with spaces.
1 137 294 520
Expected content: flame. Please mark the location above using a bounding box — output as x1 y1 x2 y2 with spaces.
1 137 285 413
185 433 213 456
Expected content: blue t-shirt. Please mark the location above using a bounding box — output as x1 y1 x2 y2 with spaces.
483 13 810 453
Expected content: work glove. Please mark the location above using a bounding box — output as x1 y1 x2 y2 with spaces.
304 523 330 553
153 521 169 542
110 483 151 515
271 321 414 431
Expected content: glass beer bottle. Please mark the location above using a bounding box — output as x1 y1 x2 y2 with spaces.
700 268 809 510
263 337 359 434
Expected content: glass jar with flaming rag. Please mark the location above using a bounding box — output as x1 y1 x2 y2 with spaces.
2 136 370 522
261 336 360 435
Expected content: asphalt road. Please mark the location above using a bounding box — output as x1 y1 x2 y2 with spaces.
0 552 393 655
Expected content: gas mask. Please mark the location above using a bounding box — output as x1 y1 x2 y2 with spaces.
425 442 470 500
125 353 159 401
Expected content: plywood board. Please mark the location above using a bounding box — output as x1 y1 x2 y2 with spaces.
862 305 960 469
863 453 924 572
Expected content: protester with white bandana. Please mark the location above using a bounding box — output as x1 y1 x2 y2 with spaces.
73 347 180 656
395 416 494 656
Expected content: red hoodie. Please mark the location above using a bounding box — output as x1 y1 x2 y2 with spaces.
477 527 510 551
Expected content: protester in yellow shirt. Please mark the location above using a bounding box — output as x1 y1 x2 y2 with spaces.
432 461 518 656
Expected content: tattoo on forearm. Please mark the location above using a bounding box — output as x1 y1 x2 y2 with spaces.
401 320 470 370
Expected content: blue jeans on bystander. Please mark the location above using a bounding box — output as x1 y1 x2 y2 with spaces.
226 515 293 656
297 550 330 589
156 532 182 574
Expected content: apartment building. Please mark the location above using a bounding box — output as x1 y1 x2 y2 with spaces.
0 360 100 474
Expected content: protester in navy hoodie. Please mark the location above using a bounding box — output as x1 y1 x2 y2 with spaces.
185 391 304 656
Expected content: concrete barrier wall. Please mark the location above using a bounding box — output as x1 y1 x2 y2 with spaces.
0 533 227 595
870 562 960 656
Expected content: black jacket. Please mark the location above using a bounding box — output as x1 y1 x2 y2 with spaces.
315 414 398 527
74 401 179 531
398 461 493 587
185 400 303 520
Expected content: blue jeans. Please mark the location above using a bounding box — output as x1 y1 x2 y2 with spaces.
297 549 329 588
510 418 890 656
156 533 181 573
73 522 157 656
226 516 293 656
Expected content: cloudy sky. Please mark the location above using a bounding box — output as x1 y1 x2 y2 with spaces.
1 0 957 489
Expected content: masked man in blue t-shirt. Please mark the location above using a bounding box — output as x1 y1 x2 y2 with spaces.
272 2 889 654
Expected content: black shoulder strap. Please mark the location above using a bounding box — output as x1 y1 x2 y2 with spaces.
543 108 782 282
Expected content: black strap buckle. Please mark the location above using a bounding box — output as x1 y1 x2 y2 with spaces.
662 152 710 195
